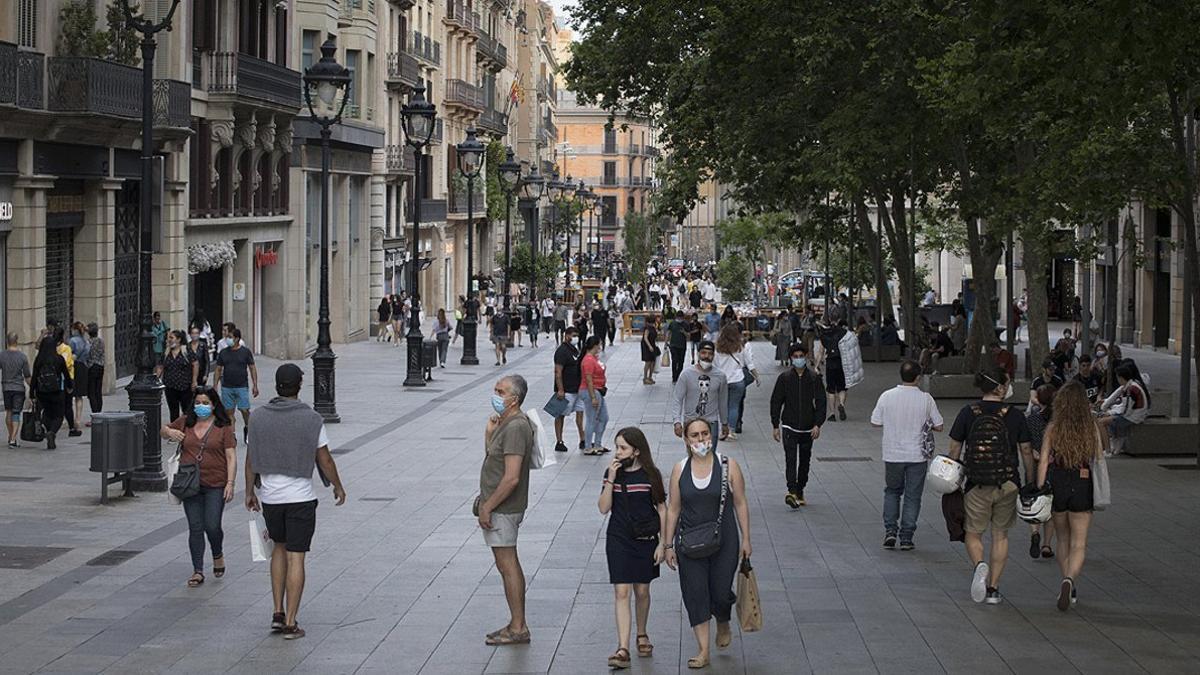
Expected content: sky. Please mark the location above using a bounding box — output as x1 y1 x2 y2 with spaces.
546 0 575 26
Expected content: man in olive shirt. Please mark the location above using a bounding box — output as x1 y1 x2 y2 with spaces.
477 374 534 646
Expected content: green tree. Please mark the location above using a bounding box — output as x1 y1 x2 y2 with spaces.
59 0 109 58
622 211 658 285
508 242 559 296
484 140 507 223
716 256 752 303
105 1 140 66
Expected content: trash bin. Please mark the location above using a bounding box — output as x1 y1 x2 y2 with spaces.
422 339 438 381
89 411 145 504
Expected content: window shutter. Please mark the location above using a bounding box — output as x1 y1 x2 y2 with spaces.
18 0 38 49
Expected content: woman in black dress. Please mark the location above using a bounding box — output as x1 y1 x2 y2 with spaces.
376 296 391 341
598 427 666 670
641 316 661 385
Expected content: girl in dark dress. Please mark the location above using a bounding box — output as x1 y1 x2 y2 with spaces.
641 316 661 385
598 427 666 670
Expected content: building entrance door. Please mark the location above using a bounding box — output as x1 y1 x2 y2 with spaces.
113 181 140 378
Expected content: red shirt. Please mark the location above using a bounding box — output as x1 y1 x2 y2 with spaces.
993 349 1016 380
581 353 607 390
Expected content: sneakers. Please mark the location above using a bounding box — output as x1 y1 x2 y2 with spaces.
985 588 1003 605
838 404 846 421
68 429 82 437
578 440 586 451
271 612 286 633
281 624 305 640
1029 532 1041 559
7 440 16 448
883 533 897 550
899 540 914 551
554 441 568 453
795 491 806 506
45 433 56 450
726 432 738 441
1057 578 1074 612
970 562 989 603
828 414 837 423
785 493 800 510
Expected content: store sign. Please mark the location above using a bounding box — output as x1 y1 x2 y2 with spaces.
254 248 279 268
0 202 11 222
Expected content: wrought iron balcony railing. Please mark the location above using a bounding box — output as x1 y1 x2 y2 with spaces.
445 79 485 112
153 79 191 128
0 42 45 109
208 51 302 109
479 107 508 136
48 56 141 118
387 51 421 89
386 144 416 173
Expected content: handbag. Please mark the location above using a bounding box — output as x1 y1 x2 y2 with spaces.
735 557 763 632
1091 441 1111 511
676 456 729 558
618 475 661 539
920 396 937 460
661 348 670 367
169 423 215 501
164 447 182 505
20 402 44 443
733 353 752 383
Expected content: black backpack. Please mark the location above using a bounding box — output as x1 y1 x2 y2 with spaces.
36 363 61 395
963 404 1015 486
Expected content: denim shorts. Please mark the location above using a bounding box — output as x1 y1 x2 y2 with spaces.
220 386 251 411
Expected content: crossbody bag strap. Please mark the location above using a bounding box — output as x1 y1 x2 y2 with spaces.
193 422 216 464
714 455 729 530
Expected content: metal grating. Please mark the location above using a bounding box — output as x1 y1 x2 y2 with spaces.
114 181 140 378
44 227 75 327
0 546 70 570
0 476 42 482
1159 464 1199 471
816 456 873 462
86 549 140 567
360 497 397 502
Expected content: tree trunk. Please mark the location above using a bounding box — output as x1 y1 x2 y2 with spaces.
874 188 918 344
1022 234 1051 376
1103 216 1119 342
854 195 894 322
963 224 1004 373
1166 88 1200 464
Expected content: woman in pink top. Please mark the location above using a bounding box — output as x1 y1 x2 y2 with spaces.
581 336 610 455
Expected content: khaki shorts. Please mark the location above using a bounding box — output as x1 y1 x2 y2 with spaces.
964 482 1018 533
482 511 524 548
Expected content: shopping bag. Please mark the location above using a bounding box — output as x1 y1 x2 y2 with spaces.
735 557 763 632
661 348 670 368
1091 453 1111 511
542 393 569 419
525 408 555 469
164 448 182 505
249 515 270 562
20 402 44 443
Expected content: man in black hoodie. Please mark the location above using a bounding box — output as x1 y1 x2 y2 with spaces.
770 343 827 508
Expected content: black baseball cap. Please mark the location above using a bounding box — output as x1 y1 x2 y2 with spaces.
276 363 304 389
698 340 715 352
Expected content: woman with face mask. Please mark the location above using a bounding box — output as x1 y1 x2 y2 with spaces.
156 330 199 421
160 388 237 587
663 418 752 669
597 427 667 669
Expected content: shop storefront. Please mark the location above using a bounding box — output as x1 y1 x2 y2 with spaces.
252 241 284 355
0 176 11 342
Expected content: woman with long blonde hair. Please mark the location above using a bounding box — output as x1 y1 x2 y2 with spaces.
1037 381 1107 612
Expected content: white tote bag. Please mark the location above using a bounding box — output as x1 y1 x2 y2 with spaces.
525 408 555 469
164 447 182 505
249 515 271 562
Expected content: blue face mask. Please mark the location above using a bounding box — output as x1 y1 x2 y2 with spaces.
792 357 807 369
491 394 508 415
194 404 213 419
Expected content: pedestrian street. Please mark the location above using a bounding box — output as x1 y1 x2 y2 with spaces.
0 335 1197 674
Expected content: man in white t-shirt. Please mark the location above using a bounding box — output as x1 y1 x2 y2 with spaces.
540 297 555 336
245 364 346 640
870 359 943 551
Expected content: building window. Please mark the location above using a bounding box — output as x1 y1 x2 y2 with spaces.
602 162 616 186
603 129 617 154
602 196 617 228
346 50 360 117
302 30 320 72
18 0 38 48
627 196 635 215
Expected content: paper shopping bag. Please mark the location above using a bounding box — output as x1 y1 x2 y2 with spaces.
735 558 763 632
249 515 270 562
661 349 670 367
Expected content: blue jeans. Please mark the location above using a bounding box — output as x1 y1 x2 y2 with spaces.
584 392 609 448
883 461 927 541
727 379 747 431
182 486 226 573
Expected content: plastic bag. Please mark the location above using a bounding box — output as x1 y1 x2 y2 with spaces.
164 448 182 505
525 408 555 469
249 515 270 562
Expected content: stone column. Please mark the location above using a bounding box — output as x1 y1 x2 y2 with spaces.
77 178 122 393
369 174 386 337
153 171 190 335
8 173 54 355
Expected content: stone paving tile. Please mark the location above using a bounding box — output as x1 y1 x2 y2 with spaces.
0 334 1196 673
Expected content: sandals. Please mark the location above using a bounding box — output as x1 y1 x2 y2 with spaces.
213 557 226 578
187 572 204 587
687 655 710 669
607 647 631 669
485 627 531 645
636 634 653 657
1041 545 1055 559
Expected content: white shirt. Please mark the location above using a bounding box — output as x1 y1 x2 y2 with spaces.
870 385 943 463
259 425 330 504
713 347 755 385
541 299 554 317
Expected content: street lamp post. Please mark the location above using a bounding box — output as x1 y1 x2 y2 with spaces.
498 148 522 312
302 38 351 422
575 180 589 279
521 166 546 304
120 0 179 491
401 85 437 387
547 173 575 290
456 128 485 366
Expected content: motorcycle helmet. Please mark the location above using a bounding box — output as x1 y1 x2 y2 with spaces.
1018 483 1053 524
926 455 964 495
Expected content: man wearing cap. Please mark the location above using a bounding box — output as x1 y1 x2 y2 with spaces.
551 325 587 453
245 364 346 641
672 340 729 450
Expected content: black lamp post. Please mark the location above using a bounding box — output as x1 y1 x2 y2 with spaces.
521 166 546 304
456 128 485 365
498 147 522 312
548 173 576 289
120 0 179 492
302 38 351 421
401 85 437 387
576 180 591 278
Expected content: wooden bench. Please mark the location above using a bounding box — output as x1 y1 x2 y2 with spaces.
932 355 967 374
862 344 903 362
1123 417 1200 456
925 373 1029 400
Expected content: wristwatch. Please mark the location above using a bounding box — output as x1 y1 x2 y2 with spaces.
664 543 674 550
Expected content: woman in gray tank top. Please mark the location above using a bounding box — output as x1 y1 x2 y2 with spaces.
664 417 753 669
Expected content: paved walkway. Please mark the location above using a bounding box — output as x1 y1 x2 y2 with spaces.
0 332 1197 674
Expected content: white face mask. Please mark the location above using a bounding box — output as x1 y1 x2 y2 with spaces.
697 359 713 370
1004 383 1014 400
690 441 711 457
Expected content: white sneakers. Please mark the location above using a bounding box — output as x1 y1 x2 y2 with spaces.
971 561 989 603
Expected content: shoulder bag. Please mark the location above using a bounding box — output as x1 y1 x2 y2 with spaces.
676 456 729 558
619 473 661 539
169 423 215 501
1091 427 1111 510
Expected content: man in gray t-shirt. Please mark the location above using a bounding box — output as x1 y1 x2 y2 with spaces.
0 333 32 447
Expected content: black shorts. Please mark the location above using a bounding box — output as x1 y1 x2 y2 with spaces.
1048 466 1093 513
262 500 318 552
3 391 25 414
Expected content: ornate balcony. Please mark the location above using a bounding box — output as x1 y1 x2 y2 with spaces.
386 144 416 174
449 187 487 215
428 118 444 145
208 51 302 111
420 198 447 222
387 0 415 8
48 56 141 118
543 115 558 142
476 31 507 71
152 79 191 129
386 51 420 91
444 0 468 29
0 42 45 110
478 107 508 136
445 79 485 114
411 32 441 67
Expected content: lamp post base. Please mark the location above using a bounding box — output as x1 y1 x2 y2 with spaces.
127 373 165 492
311 347 340 423
404 328 427 386
461 317 480 365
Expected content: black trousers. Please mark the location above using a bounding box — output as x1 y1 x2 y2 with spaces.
670 345 687 383
87 365 104 413
63 389 75 430
37 392 65 435
782 428 814 493
165 387 194 423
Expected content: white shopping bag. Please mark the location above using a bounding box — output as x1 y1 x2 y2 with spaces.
164 448 181 506
524 408 555 469
249 515 270 562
